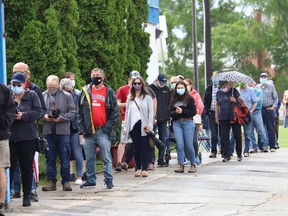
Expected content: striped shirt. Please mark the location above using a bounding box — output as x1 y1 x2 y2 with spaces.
210 84 218 111
255 83 278 108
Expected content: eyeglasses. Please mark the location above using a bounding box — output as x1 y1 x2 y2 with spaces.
11 84 22 87
133 82 142 85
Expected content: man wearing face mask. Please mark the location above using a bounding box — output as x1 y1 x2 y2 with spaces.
42 75 76 192
255 73 278 152
148 74 170 167
78 68 119 189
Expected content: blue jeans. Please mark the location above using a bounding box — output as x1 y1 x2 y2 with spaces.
243 123 253 153
251 110 268 150
261 109 276 149
46 134 71 185
149 121 167 163
173 119 196 165
208 112 220 154
84 128 113 184
70 132 84 177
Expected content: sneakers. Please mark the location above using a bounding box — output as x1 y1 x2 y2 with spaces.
82 172 87 181
148 164 154 170
80 181 96 189
237 157 242 161
115 162 122 171
209 153 216 158
141 171 148 177
249 149 258 154
243 152 249 157
63 182 72 191
42 181 57 191
70 172 76 181
75 179 83 185
121 162 129 171
134 170 142 177
222 157 230 162
270 148 276 152
263 149 269 153
105 181 114 189
22 195 31 207
157 160 168 167
29 192 39 202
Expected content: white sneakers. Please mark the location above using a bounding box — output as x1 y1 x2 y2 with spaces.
75 179 83 185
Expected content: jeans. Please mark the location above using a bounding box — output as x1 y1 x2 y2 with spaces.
149 121 167 163
130 120 149 171
70 132 84 177
208 111 220 154
243 123 253 153
251 110 268 150
261 109 276 149
46 134 71 185
84 128 113 184
173 119 195 165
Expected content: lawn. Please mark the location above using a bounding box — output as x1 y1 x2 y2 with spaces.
278 125 288 148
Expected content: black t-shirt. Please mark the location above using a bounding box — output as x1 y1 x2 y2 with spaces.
216 88 240 120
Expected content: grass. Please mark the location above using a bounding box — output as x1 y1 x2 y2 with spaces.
278 125 287 148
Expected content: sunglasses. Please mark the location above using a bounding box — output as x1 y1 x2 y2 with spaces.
11 84 22 87
133 82 142 85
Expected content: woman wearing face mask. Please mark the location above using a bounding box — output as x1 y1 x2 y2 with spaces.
8 72 42 207
169 81 197 173
215 81 242 162
124 76 153 177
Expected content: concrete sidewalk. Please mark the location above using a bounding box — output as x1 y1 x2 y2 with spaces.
4 148 288 216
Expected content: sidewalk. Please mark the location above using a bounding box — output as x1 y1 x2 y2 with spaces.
4 148 288 216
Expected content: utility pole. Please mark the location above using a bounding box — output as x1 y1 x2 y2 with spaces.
203 0 212 88
0 0 7 84
192 0 199 91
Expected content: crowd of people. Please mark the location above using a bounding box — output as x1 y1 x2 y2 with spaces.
0 62 287 213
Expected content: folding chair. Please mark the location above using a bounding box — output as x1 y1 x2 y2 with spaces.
198 131 211 152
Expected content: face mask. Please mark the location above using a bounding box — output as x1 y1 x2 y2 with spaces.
260 78 267 84
49 89 58 95
71 80 75 87
176 88 185 95
212 79 219 86
11 86 23 95
92 77 102 85
171 83 176 90
133 83 142 90
220 87 228 92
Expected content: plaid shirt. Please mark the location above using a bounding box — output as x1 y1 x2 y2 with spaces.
210 84 218 111
256 83 278 108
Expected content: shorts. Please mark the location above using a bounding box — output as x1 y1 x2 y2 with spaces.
0 139 10 167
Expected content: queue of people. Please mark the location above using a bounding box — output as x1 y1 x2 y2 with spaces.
1 63 287 214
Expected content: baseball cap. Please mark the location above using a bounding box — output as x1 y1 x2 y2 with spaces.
158 74 167 86
11 72 25 83
129 70 140 79
260 72 268 77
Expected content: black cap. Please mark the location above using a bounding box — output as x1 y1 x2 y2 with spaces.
158 74 167 85
11 72 25 83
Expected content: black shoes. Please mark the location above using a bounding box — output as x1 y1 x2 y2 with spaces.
209 153 216 158
70 172 77 181
115 162 122 171
157 160 168 167
80 181 96 189
23 195 31 207
82 172 87 181
30 192 39 202
222 157 230 162
105 181 114 189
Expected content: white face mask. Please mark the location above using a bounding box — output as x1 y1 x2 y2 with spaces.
220 87 228 92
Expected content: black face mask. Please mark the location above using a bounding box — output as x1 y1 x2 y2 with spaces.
92 77 102 85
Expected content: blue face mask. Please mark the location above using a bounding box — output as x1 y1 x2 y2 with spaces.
176 88 185 95
171 83 176 90
260 78 267 84
11 86 23 95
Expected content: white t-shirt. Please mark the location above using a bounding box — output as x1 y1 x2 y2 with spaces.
129 98 141 132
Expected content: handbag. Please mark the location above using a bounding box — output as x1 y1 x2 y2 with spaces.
36 136 49 155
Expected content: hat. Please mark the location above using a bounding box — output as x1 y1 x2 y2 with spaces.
158 74 167 85
260 72 268 77
129 70 140 79
11 72 25 83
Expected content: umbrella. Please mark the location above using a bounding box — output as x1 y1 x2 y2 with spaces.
212 71 256 84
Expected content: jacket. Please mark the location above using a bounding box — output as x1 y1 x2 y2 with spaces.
0 83 17 141
148 83 170 122
29 81 47 118
78 83 119 139
124 94 153 140
10 89 42 142
191 89 204 115
169 97 197 121
204 84 213 115
42 89 76 135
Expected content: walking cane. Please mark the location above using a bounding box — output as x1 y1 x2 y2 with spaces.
4 168 10 210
